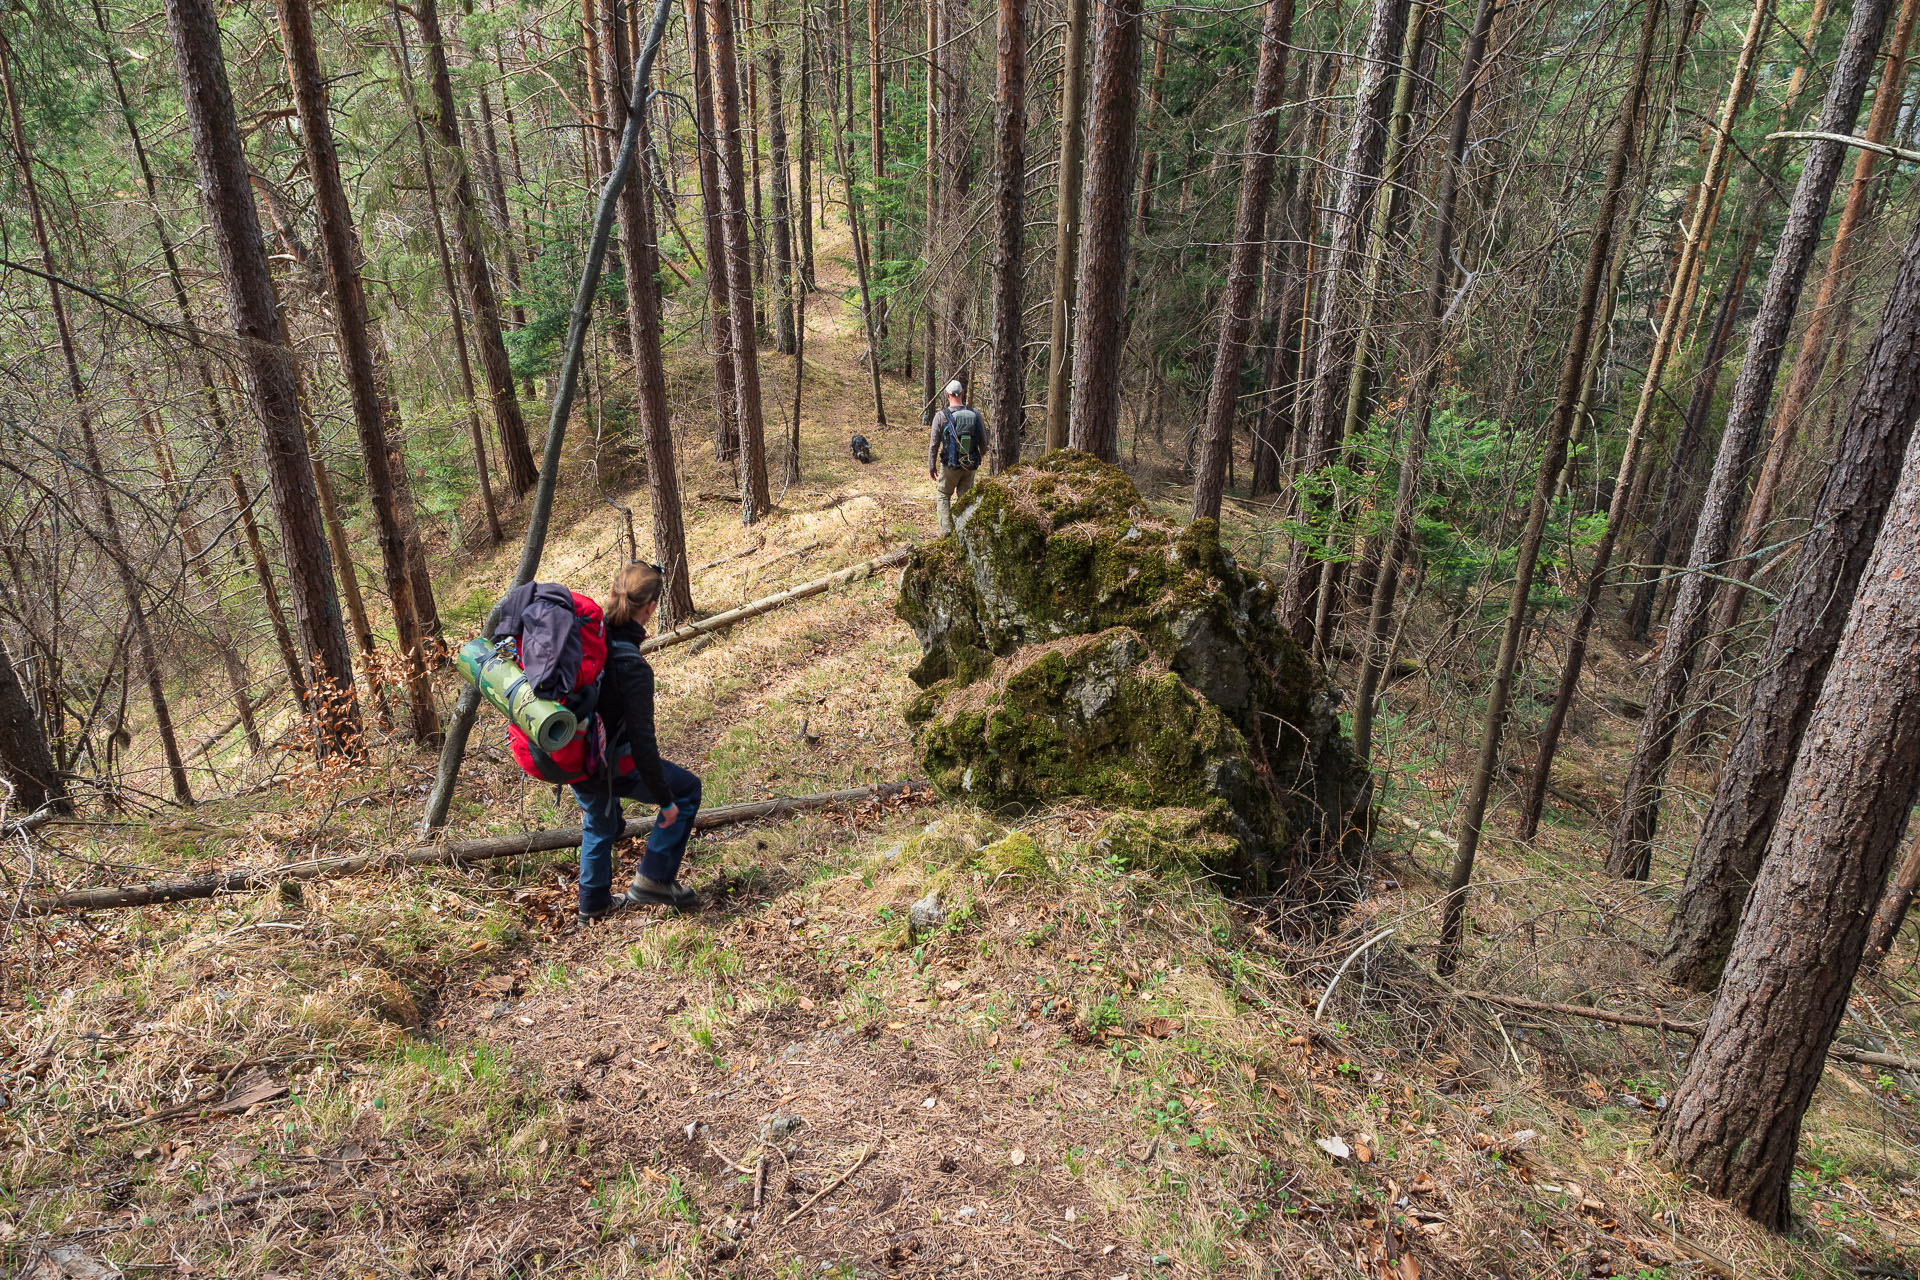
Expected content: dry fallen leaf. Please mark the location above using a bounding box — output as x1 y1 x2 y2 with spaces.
798 997 815 1011
1009 1148 1025 1166
1315 1135 1352 1160
1355 1141 1374 1163
1398 1254 1421 1279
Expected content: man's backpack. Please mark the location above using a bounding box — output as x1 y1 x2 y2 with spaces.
490 584 633 786
944 406 983 471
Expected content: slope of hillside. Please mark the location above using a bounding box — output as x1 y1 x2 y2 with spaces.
4 227 1917 1279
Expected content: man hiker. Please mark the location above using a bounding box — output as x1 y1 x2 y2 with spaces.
927 379 984 534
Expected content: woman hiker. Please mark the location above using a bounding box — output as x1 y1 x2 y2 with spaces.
577 562 704 924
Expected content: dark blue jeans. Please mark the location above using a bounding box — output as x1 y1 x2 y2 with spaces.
572 760 702 915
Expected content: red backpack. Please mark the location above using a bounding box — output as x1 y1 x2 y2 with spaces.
498 589 634 786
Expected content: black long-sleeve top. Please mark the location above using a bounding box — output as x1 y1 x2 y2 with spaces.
598 620 673 805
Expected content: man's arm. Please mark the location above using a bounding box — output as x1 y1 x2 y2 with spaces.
928 408 946 475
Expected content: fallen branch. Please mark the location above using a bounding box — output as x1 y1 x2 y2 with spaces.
640 547 914 655
781 1141 874 1224
1458 990 1920 1072
189 683 286 761
1766 129 1920 164
30 780 927 914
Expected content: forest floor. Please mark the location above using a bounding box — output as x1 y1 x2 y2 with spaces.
4 221 1919 1279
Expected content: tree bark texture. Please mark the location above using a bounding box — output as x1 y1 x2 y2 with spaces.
1659 206 1920 989
416 0 540 495
1868 834 1920 958
391 3 504 545
1702 0 1919 654
1065 0 1143 462
708 0 775 519
687 0 743 461
1656 381 1920 1227
604 0 697 625
985 0 1028 473
0 633 68 817
166 0 363 752
279 0 441 747
765 9 797 356
1044 0 1089 452
1610 0 1898 879
1190 0 1293 523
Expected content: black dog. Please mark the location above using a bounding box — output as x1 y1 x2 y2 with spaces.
850 433 874 464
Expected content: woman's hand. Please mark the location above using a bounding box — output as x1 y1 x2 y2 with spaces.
657 803 679 828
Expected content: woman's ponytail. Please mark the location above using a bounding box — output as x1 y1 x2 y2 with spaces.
606 562 665 627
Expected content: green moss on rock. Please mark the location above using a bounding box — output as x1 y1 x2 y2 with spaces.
899 452 1371 893
974 831 1048 880
1090 808 1241 878
900 814 1005 868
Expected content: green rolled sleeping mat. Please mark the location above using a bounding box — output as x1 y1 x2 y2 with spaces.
455 637 578 752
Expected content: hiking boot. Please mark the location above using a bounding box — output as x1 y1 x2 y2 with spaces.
622 875 701 912
576 890 626 926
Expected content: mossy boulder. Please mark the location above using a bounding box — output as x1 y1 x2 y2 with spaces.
1090 808 1240 878
898 451 1370 892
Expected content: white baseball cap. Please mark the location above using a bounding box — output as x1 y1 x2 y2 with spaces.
945 380 964 397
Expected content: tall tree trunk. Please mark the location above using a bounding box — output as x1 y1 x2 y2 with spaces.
1064 0 1143 462
280 0 441 747
1698 0 1919 658
766 4 797 355
0 633 66 816
826 0 890 429
1656 383 1920 1227
797 12 815 287
1868 834 1920 958
2 33 194 805
1434 0 1663 977
1657 206 1920 989
1132 9 1173 238
1190 0 1293 521
417 0 540 494
865 0 883 328
1278 0 1413 636
936 0 971 384
164 0 362 752
1623 234 1759 643
1610 0 1899 880
921 0 939 421
985 0 1028 473
392 4 504 544
710 0 775 518
688 0 744 460
584 0 614 179
1350 0 1497 760
1520 0 1773 840
605 0 697 624
1044 0 1089 452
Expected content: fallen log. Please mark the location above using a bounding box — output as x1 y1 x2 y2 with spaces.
640 546 914 654
30 779 927 914
1459 990 1920 1073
